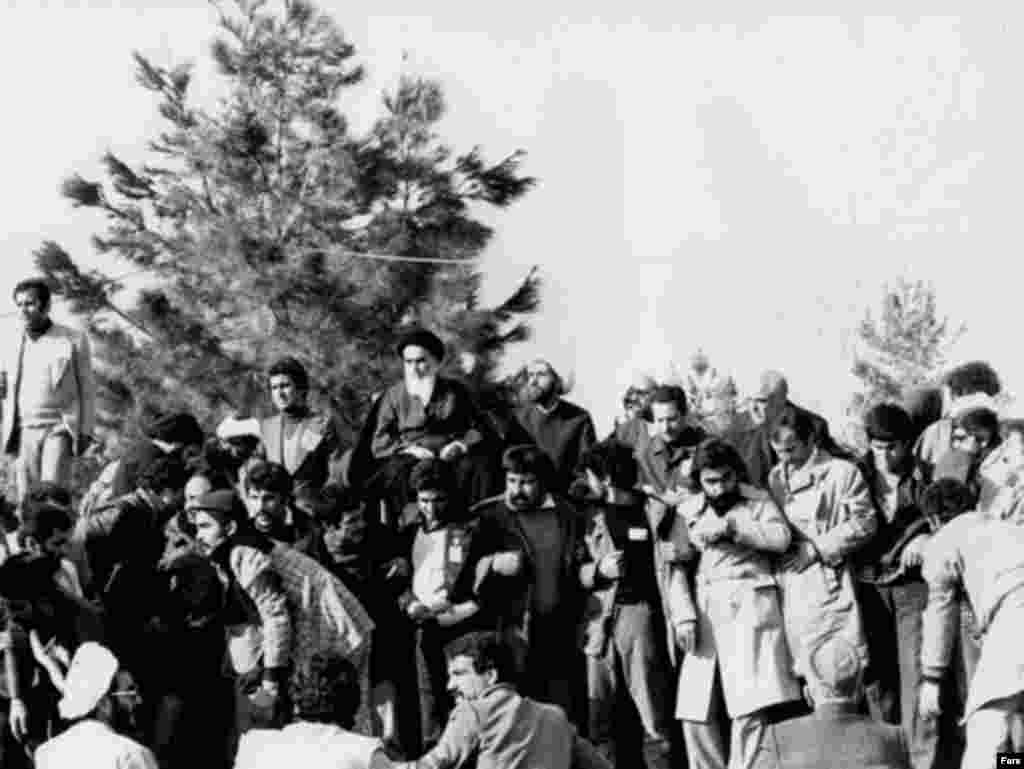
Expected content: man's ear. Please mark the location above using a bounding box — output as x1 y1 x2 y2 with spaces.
226 521 238 537
484 668 499 687
22 535 42 556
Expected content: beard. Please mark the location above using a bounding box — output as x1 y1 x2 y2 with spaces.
707 490 741 515
406 372 437 403
526 383 554 404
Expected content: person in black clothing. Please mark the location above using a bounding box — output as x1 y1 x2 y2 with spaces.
577 440 675 769
853 403 961 769
316 484 415 755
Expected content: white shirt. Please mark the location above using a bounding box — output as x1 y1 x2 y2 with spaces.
411 528 449 610
35 720 157 769
234 722 385 769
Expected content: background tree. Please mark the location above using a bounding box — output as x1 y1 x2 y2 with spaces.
844 278 964 448
35 0 539 454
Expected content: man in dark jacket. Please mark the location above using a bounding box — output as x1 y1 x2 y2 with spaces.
109 412 204 501
514 358 597 497
762 637 910 769
471 446 586 720
730 370 844 488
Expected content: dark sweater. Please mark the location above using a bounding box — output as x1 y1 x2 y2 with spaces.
515 400 597 493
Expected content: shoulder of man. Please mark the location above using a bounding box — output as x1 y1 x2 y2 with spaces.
469 494 507 517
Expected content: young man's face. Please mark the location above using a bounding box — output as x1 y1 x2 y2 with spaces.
322 508 367 561
699 467 738 501
193 511 232 556
42 528 72 560
446 654 496 702
246 488 287 533
951 426 995 460
417 489 449 526
14 289 48 330
185 476 213 511
651 401 684 442
269 374 303 412
869 438 909 474
505 472 543 511
770 427 813 471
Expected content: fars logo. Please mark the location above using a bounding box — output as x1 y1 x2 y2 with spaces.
998 753 1024 767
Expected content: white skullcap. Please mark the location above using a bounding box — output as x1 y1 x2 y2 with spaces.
58 643 119 721
216 416 262 441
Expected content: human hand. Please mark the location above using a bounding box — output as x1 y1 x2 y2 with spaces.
661 487 690 507
439 442 466 462
782 540 820 573
918 681 941 720
406 601 432 622
491 551 524 577
9 698 28 742
901 535 931 570
675 621 697 654
597 551 625 581
692 516 731 546
403 446 435 461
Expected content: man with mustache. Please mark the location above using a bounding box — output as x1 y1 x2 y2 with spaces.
243 461 320 558
367 329 492 524
514 358 597 496
471 446 585 722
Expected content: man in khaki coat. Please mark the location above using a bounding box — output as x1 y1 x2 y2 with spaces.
1 279 95 505
672 439 802 769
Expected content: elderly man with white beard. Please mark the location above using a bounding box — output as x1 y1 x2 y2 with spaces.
366 329 494 524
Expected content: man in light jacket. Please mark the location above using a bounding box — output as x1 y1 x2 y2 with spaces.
1 278 95 505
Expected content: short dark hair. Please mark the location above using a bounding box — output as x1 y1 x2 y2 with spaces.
769 406 817 444
245 461 293 498
580 440 638 490
954 407 1001 439
502 445 554 488
138 454 190 494
863 403 914 444
921 478 976 524
19 500 72 544
944 361 1001 398
444 631 515 684
410 458 456 496
267 356 310 393
689 438 748 489
649 385 688 417
13 278 51 308
290 653 362 727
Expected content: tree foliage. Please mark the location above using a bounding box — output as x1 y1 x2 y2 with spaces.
850 277 964 419
37 0 539 450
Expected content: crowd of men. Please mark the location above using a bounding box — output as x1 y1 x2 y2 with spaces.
0 276 1022 769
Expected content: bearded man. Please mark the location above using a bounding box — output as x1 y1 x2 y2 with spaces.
366 329 493 523
514 358 597 496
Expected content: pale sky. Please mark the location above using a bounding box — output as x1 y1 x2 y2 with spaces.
1 3 1019 434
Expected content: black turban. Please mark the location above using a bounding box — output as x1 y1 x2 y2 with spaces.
144 412 204 447
396 328 445 363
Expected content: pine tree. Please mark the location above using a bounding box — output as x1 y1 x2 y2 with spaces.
36 0 539 452
848 278 963 441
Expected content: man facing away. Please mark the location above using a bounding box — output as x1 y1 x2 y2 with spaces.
399 631 610 769
760 636 910 769
1 278 95 506
34 642 156 769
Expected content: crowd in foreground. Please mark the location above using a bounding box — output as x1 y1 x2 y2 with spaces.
0 277 1022 769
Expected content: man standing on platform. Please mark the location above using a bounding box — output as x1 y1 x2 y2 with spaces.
1 278 95 505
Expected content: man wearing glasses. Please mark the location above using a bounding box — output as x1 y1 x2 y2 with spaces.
34 642 156 769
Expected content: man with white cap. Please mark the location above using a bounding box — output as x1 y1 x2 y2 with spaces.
609 372 656 451
34 642 156 769
515 357 597 496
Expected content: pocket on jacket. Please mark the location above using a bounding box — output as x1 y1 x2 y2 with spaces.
744 585 785 631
